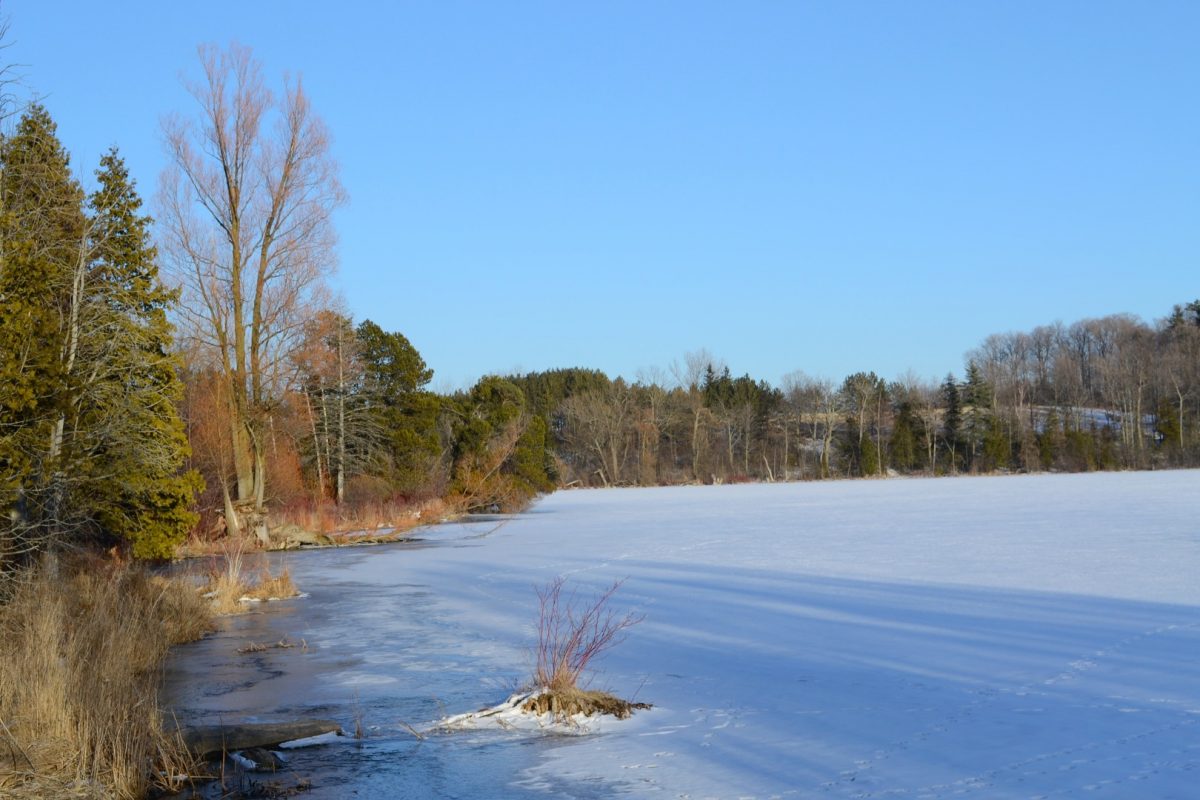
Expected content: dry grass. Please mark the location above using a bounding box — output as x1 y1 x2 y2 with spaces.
204 538 253 615
202 540 300 614
271 496 452 540
242 565 299 602
0 556 214 798
520 688 652 720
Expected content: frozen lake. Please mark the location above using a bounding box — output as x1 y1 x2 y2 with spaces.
165 470 1200 798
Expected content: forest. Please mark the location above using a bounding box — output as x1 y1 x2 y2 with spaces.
0 45 1198 563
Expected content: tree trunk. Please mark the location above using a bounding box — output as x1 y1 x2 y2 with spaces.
233 413 257 505
180 720 342 759
221 481 242 538
305 392 325 498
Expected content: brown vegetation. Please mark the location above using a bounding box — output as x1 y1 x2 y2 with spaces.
0 557 213 798
242 566 299 602
534 576 644 693
202 540 301 614
520 688 651 720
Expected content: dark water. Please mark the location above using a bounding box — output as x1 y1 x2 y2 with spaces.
162 525 621 799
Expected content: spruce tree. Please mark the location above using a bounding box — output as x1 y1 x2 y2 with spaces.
962 362 992 471
889 401 920 472
355 320 441 494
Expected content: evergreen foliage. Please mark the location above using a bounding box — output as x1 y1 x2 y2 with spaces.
0 107 81 541
940 374 962 472
0 110 197 559
961 361 997 471
889 400 921 472
81 151 200 558
446 377 553 511
355 320 442 496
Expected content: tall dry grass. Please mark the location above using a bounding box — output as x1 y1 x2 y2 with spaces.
202 538 300 613
271 495 452 536
203 537 253 615
0 556 213 798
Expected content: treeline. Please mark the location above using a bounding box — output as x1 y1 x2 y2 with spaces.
505 305 1200 487
182 309 557 534
240 299 1199 520
2 43 1198 564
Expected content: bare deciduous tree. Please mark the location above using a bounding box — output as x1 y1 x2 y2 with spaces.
159 43 345 529
561 381 635 486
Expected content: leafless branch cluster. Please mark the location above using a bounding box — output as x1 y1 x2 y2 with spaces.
158 42 345 516
534 576 644 693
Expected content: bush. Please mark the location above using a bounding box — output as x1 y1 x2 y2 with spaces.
533 577 643 694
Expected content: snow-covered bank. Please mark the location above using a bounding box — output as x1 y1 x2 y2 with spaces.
167 470 1200 798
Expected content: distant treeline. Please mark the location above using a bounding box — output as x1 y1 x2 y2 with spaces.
514 304 1200 487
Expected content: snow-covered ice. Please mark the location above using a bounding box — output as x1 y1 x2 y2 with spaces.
167 470 1200 798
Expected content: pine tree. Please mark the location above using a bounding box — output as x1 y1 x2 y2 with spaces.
962 362 993 471
889 400 921 472
449 377 553 511
355 320 441 495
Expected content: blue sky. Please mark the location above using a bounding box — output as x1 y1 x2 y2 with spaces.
7 1 1197 390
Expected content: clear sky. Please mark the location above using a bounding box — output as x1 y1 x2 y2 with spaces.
6 1 1197 391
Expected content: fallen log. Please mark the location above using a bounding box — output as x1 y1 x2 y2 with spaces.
179 720 343 758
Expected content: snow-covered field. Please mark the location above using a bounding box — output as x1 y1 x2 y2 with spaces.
167 470 1200 798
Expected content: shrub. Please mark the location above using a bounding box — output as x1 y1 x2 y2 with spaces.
533 577 643 694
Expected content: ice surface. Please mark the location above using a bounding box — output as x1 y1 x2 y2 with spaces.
166 470 1200 798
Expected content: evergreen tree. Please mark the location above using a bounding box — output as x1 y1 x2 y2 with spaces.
889 400 921 472
0 113 198 559
982 415 1011 471
355 320 442 495
1167 299 1200 329
940 374 961 472
1038 408 1062 469
449 377 553 511
71 150 200 557
962 361 994 471
0 106 86 548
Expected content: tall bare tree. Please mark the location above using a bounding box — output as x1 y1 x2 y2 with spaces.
670 349 722 482
158 43 344 530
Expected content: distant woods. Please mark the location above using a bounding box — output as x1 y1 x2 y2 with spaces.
533 306 1200 487
1 40 1197 563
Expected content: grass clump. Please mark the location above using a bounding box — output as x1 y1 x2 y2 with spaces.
529 576 647 720
0 555 213 798
202 539 300 614
242 565 298 602
520 688 651 720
